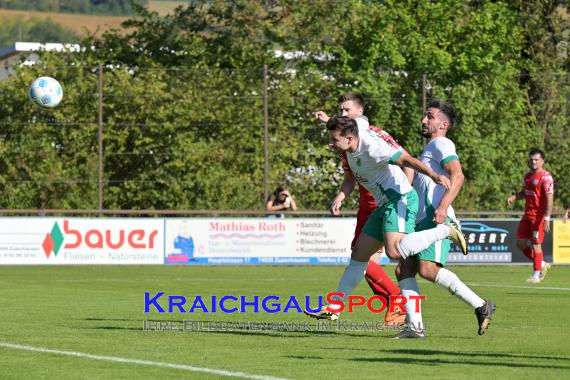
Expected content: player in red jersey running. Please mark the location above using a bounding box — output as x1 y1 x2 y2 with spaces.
506 148 553 283
315 93 410 324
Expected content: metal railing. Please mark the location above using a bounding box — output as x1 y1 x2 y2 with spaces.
0 208 534 218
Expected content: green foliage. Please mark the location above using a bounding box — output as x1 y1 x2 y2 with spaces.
0 53 99 209
514 0 570 209
0 16 80 45
0 0 567 213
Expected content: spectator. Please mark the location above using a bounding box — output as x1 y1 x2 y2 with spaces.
266 185 297 216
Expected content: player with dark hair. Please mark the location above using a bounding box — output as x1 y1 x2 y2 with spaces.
314 93 409 324
304 115 467 321
394 100 495 338
507 148 553 283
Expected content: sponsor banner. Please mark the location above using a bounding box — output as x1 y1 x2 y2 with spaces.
164 218 389 265
0 218 164 264
553 220 570 264
0 217 554 265
448 219 552 263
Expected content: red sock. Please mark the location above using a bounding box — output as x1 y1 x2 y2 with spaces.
365 260 400 296
534 251 543 271
523 247 535 261
365 274 390 308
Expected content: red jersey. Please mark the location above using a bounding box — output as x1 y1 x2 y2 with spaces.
522 170 553 222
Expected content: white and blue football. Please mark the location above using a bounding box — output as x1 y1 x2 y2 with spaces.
29 76 63 108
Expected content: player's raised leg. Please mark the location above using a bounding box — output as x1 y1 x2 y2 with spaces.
392 221 467 258
303 232 382 320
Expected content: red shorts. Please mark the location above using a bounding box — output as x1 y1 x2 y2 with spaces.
352 211 370 249
516 219 545 244
351 188 377 249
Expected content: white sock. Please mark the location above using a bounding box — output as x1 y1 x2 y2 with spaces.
399 277 425 332
397 224 450 259
532 270 541 279
329 259 368 311
435 268 485 309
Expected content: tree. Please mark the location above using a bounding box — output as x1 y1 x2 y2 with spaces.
515 1 569 210
0 0 566 213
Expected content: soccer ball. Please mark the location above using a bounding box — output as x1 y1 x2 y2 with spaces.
29 76 63 108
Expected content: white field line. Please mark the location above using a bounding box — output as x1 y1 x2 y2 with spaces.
464 283 570 291
0 342 289 380
414 278 570 292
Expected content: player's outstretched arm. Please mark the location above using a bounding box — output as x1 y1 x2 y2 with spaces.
330 171 356 216
395 151 450 190
314 111 330 123
434 160 465 223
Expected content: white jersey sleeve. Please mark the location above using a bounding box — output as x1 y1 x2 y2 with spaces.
432 138 459 168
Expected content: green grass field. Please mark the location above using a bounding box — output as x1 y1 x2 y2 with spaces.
0 265 568 379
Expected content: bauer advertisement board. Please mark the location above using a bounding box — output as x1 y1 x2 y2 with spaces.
0 218 164 264
0 217 555 265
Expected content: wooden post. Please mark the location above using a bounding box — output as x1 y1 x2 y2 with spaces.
263 65 269 205
98 63 104 213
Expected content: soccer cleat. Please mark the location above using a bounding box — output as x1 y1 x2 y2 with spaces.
526 277 542 284
384 306 406 325
539 263 551 281
303 306 339 321
391 329 426 339
475 300 496 335
446 220 468 255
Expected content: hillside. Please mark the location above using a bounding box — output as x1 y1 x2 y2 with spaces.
0 8 128 37
148 1 190 15
0 1 188 38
